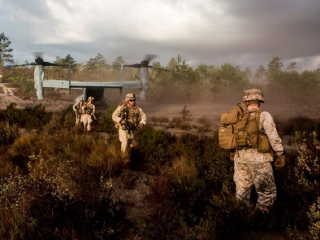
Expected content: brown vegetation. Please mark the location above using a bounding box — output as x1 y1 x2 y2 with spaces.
0 102 319 239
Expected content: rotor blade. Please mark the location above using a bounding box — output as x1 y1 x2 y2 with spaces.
33 52 44 59
42 62 67 67
123 64 141 68
145 54 157 63
148 65 171 72
4 63 36 67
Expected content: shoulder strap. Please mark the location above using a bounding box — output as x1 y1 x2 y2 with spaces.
237 103 244 114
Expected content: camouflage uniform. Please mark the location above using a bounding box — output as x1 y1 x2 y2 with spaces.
234 89 284 214
73 99 84 125
81 97 95 131
112 93 147 153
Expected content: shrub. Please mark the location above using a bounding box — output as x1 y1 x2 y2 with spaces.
102 105 118 134
308 197 320 240
0 152 127 239
0 121 19 145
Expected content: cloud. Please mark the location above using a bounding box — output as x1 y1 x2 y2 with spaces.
1 0 319 71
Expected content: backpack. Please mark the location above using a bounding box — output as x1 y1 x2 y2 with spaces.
218 103 249 150
219 104 272 153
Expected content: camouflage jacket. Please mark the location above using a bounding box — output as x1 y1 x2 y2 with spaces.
112 103 146 129
82 103 95 115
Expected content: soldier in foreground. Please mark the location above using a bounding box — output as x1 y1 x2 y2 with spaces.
72 98 84 126
81 96 96 131
233 89 285 215
112 93 146 153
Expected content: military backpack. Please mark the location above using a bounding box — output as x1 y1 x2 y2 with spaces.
218 103 271 153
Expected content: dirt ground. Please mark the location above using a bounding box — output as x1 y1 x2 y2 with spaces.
1 85 320 123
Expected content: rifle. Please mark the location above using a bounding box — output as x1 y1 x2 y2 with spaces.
120 106 134 134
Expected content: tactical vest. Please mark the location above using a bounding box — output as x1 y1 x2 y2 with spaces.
120 104 141 129
84 103 94 115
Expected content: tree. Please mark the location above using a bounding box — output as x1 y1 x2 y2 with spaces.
85 53 110 81
54 54 78 71
267 57 283 73
243 67 252 81
254 65 267 82
85 53 109 71
286 62 297 71
112 56 125 69
266 57 283 83
0 33 14 67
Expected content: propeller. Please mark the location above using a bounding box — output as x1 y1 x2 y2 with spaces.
4 52 67 67
123 54 158 68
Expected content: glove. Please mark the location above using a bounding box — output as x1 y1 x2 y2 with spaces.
138 123 144 129
274 155 285 170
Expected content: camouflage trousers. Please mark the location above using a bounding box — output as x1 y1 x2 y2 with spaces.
118 128 134 153
81 114 93 131
75 114 81 126
234 161 277 213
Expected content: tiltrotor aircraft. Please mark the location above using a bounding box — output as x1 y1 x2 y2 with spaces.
7 53 157 103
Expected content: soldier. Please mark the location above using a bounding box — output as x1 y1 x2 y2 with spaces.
112 93 146 153
233 89 285 215
72 98 84 126
81 96 96 131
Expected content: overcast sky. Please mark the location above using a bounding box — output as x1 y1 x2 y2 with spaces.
1 0 320 72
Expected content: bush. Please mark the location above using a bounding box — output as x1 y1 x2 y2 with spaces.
102 105 118 134
0 152 127 239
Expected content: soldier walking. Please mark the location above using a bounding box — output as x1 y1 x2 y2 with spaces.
112 93 146 153
81 96 96 131
233 89 285 214
72 98 84 126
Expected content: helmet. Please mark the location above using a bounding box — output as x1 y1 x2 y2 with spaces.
87 96 94 101
125 93 137 101
80 98 84 102
243 89 265 102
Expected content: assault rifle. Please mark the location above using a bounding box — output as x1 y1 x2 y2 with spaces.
120 107 134 133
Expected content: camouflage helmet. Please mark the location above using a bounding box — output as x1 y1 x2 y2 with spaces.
125 93 137 101
87 96 94 101
243 89 265 102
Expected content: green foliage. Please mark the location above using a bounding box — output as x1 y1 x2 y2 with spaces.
3 76 34 94
54 54 79 72
85 53 110 71
102 105 118 134
0 102 51 129
149 55 210 103
210 63 250 102
0 32 14 66
264 57 320 103
276 116 320 136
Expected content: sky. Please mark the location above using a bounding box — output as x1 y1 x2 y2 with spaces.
1 0 320 73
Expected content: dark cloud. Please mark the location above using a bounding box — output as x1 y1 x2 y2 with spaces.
1 0 319 72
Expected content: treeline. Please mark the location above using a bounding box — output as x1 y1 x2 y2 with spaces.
149 55 320 103
3 53 320 104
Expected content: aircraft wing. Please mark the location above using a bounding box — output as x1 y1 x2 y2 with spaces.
43 80 142 89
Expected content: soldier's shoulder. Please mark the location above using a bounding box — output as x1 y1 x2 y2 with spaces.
118 101 127 107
